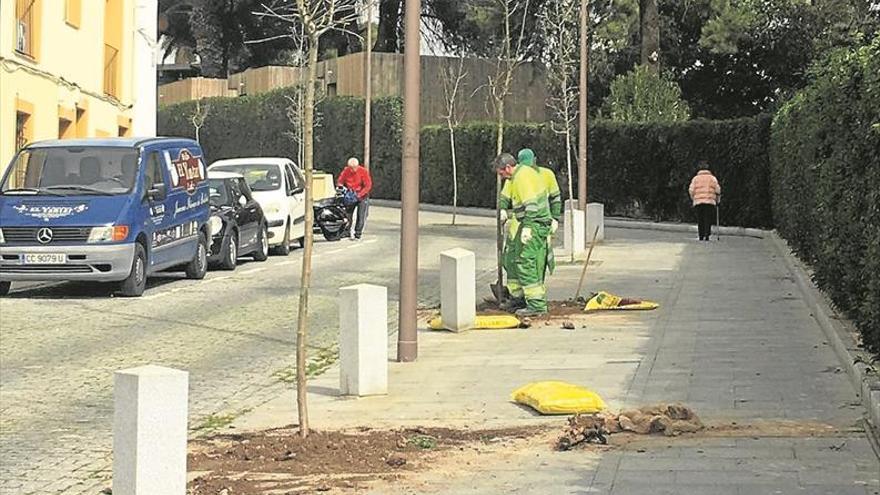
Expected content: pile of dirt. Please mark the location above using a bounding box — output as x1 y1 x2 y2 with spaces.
188 426 537 494
557 404 704 451
477 299 588 319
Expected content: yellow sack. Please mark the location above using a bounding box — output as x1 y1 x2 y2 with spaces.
585 291 659 312
511 381 607 415
428 314 521 331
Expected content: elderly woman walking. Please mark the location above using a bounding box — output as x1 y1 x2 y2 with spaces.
688 161 721 241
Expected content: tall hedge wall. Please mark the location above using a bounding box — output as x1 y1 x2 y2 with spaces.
771 40 880 353
160 88 773 227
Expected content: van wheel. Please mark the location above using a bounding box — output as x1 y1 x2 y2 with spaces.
220 231 238 271
185 233 208 279
275 221 291 256
118 243 147 297
0 281 11 297
253 224 269 261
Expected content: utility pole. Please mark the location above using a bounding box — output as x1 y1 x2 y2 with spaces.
363 0 373 169
578 0 588 215
397 0 421 362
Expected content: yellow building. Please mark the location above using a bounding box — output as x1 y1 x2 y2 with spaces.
1 0 158 174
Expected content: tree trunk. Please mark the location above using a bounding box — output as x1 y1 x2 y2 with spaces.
494 98 505 297
364 0 373 169
448 124 458 225
295 34 319 440
639 0 660 73
374 0 402 52
565 127 575 262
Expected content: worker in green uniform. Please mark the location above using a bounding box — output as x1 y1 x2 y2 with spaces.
495 152 554 317
501 150 563 312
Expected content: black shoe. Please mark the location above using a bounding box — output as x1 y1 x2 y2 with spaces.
515 307 548 318
500 297 526 312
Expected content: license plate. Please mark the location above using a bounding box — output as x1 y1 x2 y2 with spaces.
23 253 67 265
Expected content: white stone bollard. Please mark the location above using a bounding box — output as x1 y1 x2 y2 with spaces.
440 248 476 332
113 365 188 495
563 202 586 256
587 202 605 243
339 284 388 396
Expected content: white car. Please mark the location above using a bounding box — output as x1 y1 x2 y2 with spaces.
208 158 305 254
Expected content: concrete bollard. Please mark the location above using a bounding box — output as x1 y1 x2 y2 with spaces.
587 203 605 243
339 284 388 396
440 248 476 332
113 365 188 495
563 202 586 255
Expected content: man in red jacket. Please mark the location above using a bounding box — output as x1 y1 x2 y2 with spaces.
336 157 373 240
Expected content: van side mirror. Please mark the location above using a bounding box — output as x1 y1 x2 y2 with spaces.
147 183 167 202
291 186 305 195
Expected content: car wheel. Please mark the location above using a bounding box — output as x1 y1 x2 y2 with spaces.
185 233 209 279
118 243 147 297
220 230 238 271
275 221 291 256
253 224 269 261
0 281 11 297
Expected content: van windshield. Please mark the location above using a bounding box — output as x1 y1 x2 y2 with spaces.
1 147 139 196
211 164 281 192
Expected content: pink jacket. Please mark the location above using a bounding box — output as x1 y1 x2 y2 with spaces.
689 170 721 206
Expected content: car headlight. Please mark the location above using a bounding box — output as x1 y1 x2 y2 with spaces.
88 225 129 243
209 216 224 237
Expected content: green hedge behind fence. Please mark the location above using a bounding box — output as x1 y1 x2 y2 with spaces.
770 40 880 354
159 88 773 227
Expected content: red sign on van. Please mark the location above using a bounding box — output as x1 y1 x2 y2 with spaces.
171 149 205 194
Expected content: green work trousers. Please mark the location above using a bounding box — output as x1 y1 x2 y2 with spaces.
508 222 551 312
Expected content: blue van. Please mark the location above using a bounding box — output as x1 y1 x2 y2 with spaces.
0 138 211 297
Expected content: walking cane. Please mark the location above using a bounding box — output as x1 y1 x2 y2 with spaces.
715 196 721 241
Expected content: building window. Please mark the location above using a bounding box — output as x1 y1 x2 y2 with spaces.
75 107 88 138
65 0 81 28
59 118 73 139
15 0 40 59
104 44 119 97
14 110 33 187
103 0 123 99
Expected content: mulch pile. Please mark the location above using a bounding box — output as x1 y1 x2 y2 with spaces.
188 426 535 494
557 404 704 451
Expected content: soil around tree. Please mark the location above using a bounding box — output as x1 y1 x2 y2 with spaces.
188 425 541 494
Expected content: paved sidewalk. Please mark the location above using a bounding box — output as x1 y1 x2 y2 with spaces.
235 226 880 494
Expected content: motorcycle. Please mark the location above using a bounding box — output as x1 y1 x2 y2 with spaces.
313 187 354 241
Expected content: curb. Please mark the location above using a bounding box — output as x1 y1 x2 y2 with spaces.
769 231 880 440
370 200 770 239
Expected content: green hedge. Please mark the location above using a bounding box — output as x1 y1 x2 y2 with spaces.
771 40 880 354
160 90 773 227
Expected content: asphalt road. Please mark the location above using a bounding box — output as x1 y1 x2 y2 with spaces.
0 207 498 495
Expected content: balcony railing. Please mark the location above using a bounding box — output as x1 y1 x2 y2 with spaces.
104 44 119 98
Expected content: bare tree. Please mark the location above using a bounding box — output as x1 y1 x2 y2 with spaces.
440 56 468 225
190 98 211 144
540 0 579 261
486 0 531 300
256 0 359 439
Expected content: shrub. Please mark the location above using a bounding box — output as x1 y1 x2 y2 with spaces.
601 65 691 123
160 94 772 227
770 39 880 353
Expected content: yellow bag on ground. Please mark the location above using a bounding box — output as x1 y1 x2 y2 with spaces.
511 381 607 415
428 314 521 331
585 291 659 312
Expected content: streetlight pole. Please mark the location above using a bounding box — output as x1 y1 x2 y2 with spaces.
363 0 373 169
397 0 421 362
578 0 588 216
